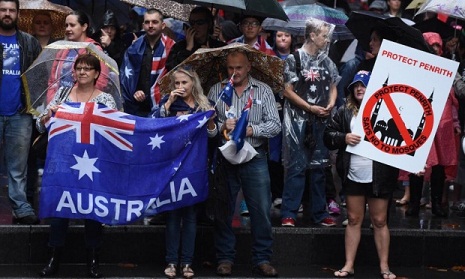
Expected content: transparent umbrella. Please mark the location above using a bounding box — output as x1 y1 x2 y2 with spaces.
22 41 123 116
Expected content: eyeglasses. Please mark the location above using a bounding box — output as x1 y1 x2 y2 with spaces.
75 67 95 72
241 21 260 27
188 19 207 26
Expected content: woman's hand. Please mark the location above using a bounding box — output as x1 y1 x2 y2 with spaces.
41 105 59 125
345 133 361 146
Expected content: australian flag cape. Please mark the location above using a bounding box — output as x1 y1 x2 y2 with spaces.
39 102 213 225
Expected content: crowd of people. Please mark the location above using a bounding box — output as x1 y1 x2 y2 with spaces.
1 0 465 278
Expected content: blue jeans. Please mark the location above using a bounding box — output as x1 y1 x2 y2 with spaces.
48 218 103 248
214 148 273 266
0 113 35 218
165 205 197 265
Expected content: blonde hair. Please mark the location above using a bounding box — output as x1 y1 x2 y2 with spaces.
169 68 211 112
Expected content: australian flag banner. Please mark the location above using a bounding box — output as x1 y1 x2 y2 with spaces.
219 74 234 107
39 102 213 225
231 89 254 152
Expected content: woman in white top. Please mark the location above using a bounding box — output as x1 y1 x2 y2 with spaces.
324 71 398 279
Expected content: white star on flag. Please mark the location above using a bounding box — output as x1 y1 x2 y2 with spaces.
124 66 133 78
148 133 165 150
196 116 209 128
310 84 317 92
177 114 190 122
70 150 100 181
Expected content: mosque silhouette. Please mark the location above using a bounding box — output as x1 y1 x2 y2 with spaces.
367 76 433 156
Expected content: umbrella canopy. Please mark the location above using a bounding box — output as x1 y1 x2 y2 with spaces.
159 43 285 95
415 0 465 21
22 41 123 116
262 2 353 40
18 0 73 39
171 0 288 21
345 10 431 53
413 17 456 39
120 0 196 22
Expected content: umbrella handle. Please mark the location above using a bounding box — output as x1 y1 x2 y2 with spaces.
223 130 230 141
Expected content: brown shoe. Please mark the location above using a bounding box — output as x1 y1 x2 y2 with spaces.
216 262 232 276
254 263 278 277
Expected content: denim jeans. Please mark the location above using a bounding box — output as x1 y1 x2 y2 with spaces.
214 148 273 266
49 218 103 248
165 205 197 265
0 113 35 218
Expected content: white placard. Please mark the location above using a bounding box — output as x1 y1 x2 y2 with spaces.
346 40 459 173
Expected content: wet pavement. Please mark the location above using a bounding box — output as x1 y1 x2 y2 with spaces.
1 170 465 278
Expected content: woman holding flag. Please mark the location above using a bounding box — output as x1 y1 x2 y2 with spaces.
153 66 216 279
38 54 117 278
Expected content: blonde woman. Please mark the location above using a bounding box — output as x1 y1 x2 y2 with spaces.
153 67 216 279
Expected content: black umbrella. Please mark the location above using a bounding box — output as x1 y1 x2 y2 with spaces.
346 10 432 53
413 17 456 40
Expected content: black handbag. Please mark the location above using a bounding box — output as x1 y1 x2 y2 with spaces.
31 86 72 160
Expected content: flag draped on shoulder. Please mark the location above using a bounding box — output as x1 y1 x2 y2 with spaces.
120 34 175 115
231 89 254 152
39 102 213 225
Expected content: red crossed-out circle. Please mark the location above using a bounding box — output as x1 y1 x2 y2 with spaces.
361 84 434 155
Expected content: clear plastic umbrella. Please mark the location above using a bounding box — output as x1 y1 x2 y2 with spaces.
22 40 123 116
415 0 465 21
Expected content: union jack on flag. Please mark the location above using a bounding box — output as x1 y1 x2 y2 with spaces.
304 68 321 82
49 103 136 151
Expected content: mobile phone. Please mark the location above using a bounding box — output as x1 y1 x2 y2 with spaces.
183 23 190 30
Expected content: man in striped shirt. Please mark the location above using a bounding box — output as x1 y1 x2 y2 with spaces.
208 50 281 277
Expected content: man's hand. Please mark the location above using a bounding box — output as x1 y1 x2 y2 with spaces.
133 90 146 102
100 29 111 48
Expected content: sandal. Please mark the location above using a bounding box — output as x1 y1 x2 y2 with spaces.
334 269 354 277
182 264 194 279
380 270 396 279
164 263 177 279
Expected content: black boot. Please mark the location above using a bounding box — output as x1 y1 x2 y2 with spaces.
87 249 103 278
39 247 61 277
406 174 423 217
430 166 447 218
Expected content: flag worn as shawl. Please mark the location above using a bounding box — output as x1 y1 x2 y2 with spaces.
39 102 213 225
120 34 175 115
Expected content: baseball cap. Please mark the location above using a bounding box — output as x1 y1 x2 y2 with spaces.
347 71 371 94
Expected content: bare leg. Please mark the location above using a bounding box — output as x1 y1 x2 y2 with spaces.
335 195 365 276
367 197 391 273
